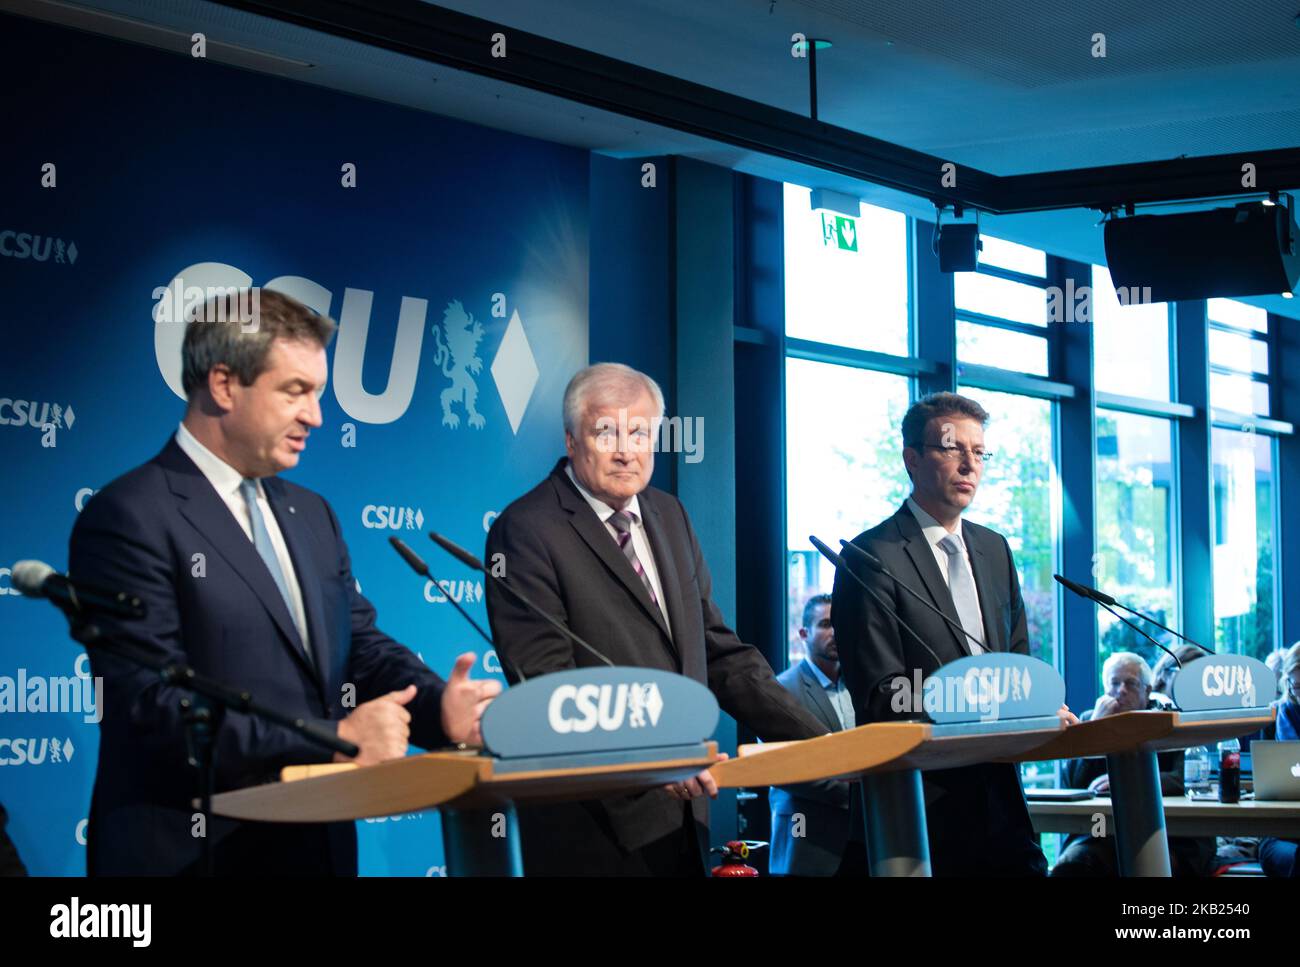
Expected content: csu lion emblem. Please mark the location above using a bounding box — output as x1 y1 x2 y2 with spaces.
432 300 486 429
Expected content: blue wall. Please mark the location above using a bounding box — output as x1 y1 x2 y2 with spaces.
0 14 588 876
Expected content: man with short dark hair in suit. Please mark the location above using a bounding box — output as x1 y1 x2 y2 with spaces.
70 289 499 875
768 595 867 876
485 362 826 876
832 391 1075 876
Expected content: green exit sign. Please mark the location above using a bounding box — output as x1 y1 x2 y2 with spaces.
820 212 858 252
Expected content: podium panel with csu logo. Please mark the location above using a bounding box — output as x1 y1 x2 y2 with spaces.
212 668 723 876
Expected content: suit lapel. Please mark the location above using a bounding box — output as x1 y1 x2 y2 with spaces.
798 661 843 733
637 494 683 664
894 504 975 657
551 466 675 653
160 441 316 681
264 479 332 689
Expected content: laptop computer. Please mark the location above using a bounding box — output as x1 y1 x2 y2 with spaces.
1025 788 1095 801
1251 741 1300 801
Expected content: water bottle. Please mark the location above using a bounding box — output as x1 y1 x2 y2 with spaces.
1218 738 1241 803
1184 746 1210 794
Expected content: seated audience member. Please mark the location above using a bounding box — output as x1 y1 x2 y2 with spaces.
1258 644 1300 878
1265 646 1291 704
1051 653 1214 877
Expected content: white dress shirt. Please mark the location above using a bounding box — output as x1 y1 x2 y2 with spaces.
565 463 672 636
175 423 311 650
906 496 983 654
802 657 856 730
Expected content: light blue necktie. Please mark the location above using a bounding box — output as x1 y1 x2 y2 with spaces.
938 533 985 655
240 478 310 663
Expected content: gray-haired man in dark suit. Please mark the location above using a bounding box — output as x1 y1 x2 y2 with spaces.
486 362 826 876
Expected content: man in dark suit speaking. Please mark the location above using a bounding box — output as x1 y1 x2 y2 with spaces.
69 289 499 875
485 363 825 876
832 391 1073 876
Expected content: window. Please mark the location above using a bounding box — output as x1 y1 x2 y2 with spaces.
955 273 1048 328
955 235 1051 377
978 236 1046 276
1092 265 1171 401
1212 428 1277 659
956 320 1049 376
783 184 909 355
1208 299 1270 417
1095 410 1177 666
785 358 911 662
956 387 1058 667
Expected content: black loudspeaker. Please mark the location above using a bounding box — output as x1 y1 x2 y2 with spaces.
1103 202 1300 302
937 223 981 272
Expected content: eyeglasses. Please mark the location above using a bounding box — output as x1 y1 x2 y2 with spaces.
920 444 995 465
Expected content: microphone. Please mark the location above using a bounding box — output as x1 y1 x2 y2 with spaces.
809 536 943 672
838 539 989 656
1053 574 1209 659
1055 573 1114 607
11 560 145 620
388 537 525 682
1053 574 1182 668
427 530 615 669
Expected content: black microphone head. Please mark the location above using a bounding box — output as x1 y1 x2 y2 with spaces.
388 537 430 576
838 540 884 572
428 530 485 572
1088 584 1117 607
11 560 54 597
1053 573 1088 598
808 536 846 569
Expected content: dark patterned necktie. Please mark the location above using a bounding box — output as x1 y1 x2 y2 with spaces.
608 510 659 606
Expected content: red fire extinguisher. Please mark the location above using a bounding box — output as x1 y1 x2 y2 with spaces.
710 840 766 877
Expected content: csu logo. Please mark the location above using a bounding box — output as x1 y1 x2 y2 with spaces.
0 230 78 264
547 682 664 734
423 579 483 604
1201 664 1254 699
963 665 1032 707
433 300 485 429
361 505 424 531
0 399 75 430
0 737 75 765
153 263 541 434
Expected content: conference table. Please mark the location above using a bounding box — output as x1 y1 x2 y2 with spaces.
1029 795 1300 838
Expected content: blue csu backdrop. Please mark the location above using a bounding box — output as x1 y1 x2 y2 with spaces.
0 17 588 874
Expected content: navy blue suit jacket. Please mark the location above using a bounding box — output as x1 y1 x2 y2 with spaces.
68 438 448 875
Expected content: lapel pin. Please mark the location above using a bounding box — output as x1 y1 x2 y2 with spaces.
289 506 296 514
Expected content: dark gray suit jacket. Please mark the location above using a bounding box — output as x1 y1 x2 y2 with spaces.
485 459 825 875
831 501 1047 876
768 659 856 876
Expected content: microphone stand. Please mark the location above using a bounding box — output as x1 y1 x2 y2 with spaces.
65 614 357 877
